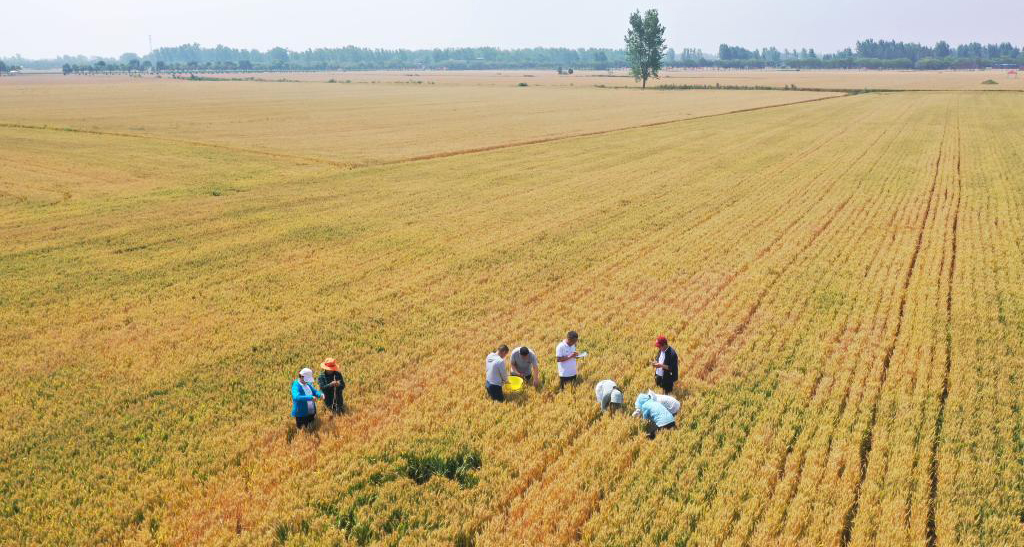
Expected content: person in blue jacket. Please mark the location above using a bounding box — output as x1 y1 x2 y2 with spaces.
634 393 675 439
292 367 323 430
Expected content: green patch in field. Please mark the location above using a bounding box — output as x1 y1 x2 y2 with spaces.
399 449 482 488
287 223 362 243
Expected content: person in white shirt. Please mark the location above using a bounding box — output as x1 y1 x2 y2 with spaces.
555 330 580 390
485 345 510 402
595 379 625 412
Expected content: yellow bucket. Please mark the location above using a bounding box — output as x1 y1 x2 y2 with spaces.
505 376 525 393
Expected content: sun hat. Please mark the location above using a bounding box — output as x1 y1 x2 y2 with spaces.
654 335 668 348
321 358 339 371
299 367 314 383
610 389 624 405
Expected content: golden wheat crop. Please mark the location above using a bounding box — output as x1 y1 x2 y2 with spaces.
0 76 836 167
155 67 1024 91
1 77 1022 546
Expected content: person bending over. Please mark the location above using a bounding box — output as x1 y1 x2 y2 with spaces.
595 379 625 413
634 392 675 439
509 345 539 387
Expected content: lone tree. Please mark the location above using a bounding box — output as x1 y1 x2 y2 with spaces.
625 9 667 88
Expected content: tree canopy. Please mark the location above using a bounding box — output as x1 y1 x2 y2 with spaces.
624 9 667 88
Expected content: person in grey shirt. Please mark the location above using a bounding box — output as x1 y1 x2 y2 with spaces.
509 346 539 387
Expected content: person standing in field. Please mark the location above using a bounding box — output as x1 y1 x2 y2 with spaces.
509 346 539 387
485 345 510 402
291 367 323 430
650 335 679 394
595 379 625 413
317 358 345 414
634 392 675 439
555 331 580 390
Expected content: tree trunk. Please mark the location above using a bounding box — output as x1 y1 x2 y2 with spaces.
642 77 647 89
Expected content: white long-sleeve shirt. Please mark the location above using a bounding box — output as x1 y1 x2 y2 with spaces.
648 390 681 415
595 380 618 411
486 352 509 386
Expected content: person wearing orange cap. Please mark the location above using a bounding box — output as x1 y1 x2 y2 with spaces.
317 358 346 414
650 335 679 395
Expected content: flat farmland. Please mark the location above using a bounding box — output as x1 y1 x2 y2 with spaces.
0 77 836 166
2 79 1023 547
160 67 1024 90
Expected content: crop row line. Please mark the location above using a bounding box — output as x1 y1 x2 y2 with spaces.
926 102 962 547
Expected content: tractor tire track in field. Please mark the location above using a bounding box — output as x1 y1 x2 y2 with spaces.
705 101 919 543
480 107 884 544
0 93 846 170
926 104 962 547
839 105 951 547
751 98 920 541
553 107 896 543
677 105 889 325
696 117 897 380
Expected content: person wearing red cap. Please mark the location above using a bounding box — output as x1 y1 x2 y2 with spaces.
650 335 679 394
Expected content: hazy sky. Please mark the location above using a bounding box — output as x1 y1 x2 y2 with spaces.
5 0 1022 59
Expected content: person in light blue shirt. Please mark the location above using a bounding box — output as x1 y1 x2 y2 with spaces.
291 367 323 430
634 393 675 439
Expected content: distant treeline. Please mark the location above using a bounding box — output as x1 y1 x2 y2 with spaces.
709 39 1023 69
4 38 1022 73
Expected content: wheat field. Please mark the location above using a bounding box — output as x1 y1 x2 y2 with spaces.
1 77 1023 546
130 67 1024 91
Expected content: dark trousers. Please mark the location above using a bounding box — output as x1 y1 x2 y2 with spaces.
559 375 578 390
646 421 675 440
655 374 674 394
295 414 315 429
324 393 345 414
486 383 505 402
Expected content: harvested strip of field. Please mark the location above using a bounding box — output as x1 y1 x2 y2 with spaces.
0 77 837 166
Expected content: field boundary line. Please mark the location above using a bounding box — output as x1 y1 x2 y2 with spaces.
0 92 849 172
375 92 849 166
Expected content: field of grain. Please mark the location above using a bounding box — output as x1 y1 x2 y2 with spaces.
167 67 1024 90
1 77 1023 547
0 76 835 166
